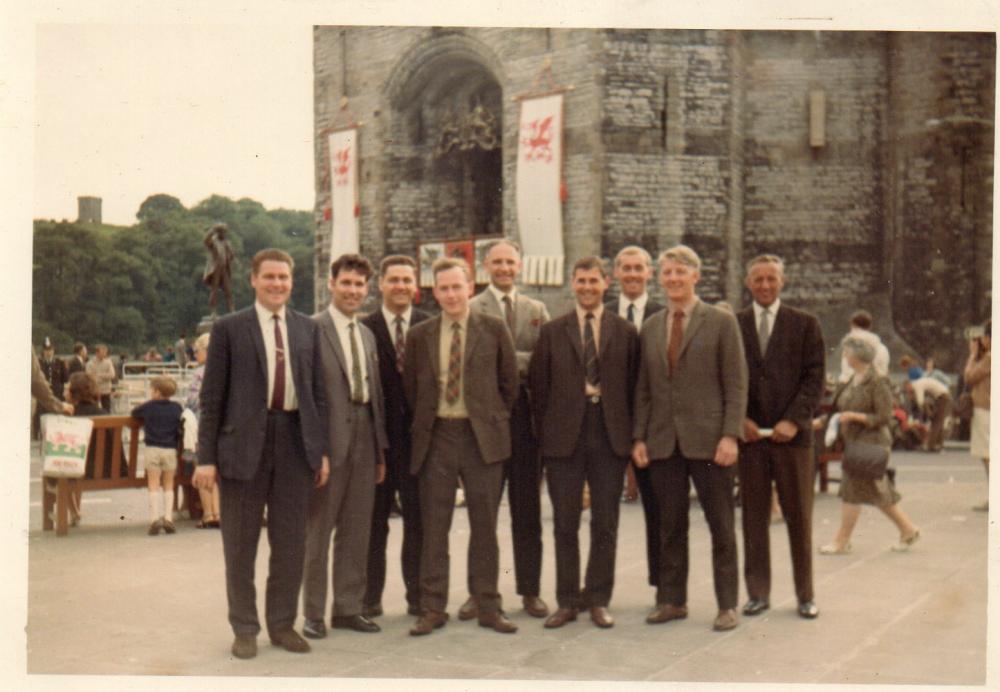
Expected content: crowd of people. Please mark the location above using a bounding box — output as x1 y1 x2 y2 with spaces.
31 239 989 662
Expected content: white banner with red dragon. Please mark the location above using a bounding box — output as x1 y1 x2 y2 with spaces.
516 93 564 285
328 128 359 258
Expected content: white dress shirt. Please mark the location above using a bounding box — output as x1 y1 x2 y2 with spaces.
382 304 413 350
616 292 650 329
752 298 781 354
254 301 298 410
328 303 370 403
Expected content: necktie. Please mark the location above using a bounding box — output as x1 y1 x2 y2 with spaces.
348 322 364 404
626 302 636 327
758 308 771 357
394 315 406 374
668 310 684 377
270 315 286 410
445 322 462 404
502 295 515 336
584 312 600 387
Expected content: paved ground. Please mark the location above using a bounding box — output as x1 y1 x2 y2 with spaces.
22 442 992 687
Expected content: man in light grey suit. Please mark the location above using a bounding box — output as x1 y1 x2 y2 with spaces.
632 245 748 632
302 254 388 639
464 239 551 619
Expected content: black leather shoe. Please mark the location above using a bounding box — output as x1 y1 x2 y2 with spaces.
302 618 327 639
458 595 479 620
332 614 381 633
362 603 384 618
410 610 449 636
270 628 311 653
742 598 770 616
231 634 257 659
522 595 550 618
589 606 614 628
797 600 819 619
544 607 578 629
478 610 518 633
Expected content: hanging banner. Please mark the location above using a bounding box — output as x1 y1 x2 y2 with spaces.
328 128 359 258
516 93 564 286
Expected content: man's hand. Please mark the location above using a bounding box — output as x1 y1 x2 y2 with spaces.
772 420 799 443
61 402 74 415
742 418 761 442
376 463 386 485
631 440 650 468
714 436 738 467
193 464 217 490
315 455 330 488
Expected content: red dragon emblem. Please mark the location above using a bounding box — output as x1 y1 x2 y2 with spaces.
521 115 554 163
333 147 351 186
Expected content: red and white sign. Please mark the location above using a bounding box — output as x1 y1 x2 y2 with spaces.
516 93 564 285
328 128 359 258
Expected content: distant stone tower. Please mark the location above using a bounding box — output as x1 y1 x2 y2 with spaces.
77 196 102 224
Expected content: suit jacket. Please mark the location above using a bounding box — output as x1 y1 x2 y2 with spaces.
738 303 825 447
634 300 748 461
314 310 389 468
197 306 328 481
529 310 640 458
604 296 664 328
470 288 549 381
66 356 86 378
403 311 519 473
361 307 431 472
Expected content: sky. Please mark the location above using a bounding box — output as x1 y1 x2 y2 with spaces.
33 23 314 225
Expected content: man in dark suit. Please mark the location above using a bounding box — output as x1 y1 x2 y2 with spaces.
465 239 550 620
65 342 87 385
194 248 329 660
605 244 664 589
302 254 389 639
404 257 520 636
633 244 748 632
737 254 824 620
361 255 429 618
530 256 640 629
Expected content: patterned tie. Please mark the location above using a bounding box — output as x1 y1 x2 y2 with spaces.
394 315 406 374
758 308 771 357
667 310 684 377
270 314 286 410
626 302 636 327
502 295 516 338
348 321 364 404
584 312 600 387
445 322 462 404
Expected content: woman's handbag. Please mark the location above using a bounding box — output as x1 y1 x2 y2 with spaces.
842 440 889 479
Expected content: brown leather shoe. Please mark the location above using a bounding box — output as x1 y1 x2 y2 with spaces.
543 607 578 629
458 596 479 621
522 595 550 618
231 634 257 659
409 610 449 636
713 608 738 631
646 603 688 624
479 610 518 633
269 628 311 653
590 606 614 628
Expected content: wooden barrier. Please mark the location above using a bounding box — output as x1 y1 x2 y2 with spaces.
42 415 192 536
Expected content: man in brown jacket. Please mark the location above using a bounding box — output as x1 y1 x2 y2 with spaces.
404 257 519 636
632 245 748 632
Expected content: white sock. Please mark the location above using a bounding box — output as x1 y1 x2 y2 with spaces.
163 489 174 522
148 491 161 523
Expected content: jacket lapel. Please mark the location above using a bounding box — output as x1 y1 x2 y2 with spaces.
564 315 584 364
464 313 483 367
319 311 349 380
762 305 786 364
246 310 268 382
678 301 707 360
425 317 442 380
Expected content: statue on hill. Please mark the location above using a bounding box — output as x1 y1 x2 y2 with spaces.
202 222 235 314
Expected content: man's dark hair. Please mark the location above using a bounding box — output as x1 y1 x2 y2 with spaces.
379 254 417 277
330 253 374 280
251 248 294 275
849 310 873 330
67 372 99 405
73 342 86 356
572 256 608 278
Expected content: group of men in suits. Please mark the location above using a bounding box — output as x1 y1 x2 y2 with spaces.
194 240 825 658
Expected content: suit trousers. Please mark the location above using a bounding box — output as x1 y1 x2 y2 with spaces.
302 403 377 620
364 448 422 610
926 393 951 451
738 440 815 603
649 453 738 610
467 387 542 598
545 402 627 609
420 418 505 614
219 410 314 636
634 463 660 586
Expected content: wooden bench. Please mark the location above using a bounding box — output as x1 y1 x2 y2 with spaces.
42 415 192 536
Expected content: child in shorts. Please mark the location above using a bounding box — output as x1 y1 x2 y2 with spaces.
131 376 184 535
